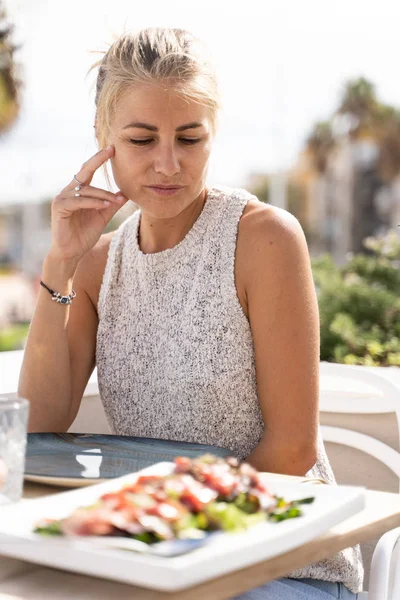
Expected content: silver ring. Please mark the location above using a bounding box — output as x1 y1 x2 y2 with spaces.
75 192 81 198
74 185 81 192
73 174 85 186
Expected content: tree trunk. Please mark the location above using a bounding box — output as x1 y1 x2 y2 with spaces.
351 167 384 254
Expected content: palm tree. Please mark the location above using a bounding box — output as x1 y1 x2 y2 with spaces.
0 1 21 134
305 77 400 254
305 121 334 174
338 77 376 129
337 78 400 181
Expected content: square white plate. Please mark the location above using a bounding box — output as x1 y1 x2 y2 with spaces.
0 462 365 592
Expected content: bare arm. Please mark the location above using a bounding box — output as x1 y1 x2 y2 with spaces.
17 146 128 431
237 203 320 476
18 253 97 432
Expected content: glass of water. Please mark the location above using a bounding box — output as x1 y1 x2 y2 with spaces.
0 397 30 504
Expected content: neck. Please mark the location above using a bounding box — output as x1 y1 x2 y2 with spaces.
138 189 208 254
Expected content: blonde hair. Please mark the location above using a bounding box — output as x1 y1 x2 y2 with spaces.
88 28 220 184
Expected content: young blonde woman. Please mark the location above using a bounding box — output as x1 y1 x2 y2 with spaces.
19 28 362 599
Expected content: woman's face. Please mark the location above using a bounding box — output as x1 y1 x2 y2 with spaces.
108 83 214 219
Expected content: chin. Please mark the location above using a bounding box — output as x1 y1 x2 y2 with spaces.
138 189 196 219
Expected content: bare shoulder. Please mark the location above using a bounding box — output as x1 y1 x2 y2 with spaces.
239 198 305 250
237 199 308 275
235 199 310 314
74 230 117 312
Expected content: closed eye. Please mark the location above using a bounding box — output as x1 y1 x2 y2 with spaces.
129 139 152 145
179 138 201 145
128 138 201 146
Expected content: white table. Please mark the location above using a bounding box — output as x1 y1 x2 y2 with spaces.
1 480 400 599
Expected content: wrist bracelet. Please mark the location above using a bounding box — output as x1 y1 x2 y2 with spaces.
40 280 76 305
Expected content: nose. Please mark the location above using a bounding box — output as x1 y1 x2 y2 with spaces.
153 143 180 177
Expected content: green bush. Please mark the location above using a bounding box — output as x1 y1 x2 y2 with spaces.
0 323 30 352
312 230 400 366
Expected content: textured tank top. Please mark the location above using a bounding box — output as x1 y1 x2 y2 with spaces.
96 185 363 593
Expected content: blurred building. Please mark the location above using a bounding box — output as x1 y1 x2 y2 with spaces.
0 199 52 276
0 272 36 329
289 134 400 264
287 80 400 263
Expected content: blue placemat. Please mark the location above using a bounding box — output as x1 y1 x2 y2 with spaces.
25 433 231 480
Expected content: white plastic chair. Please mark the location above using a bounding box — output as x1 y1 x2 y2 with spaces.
367 527 400 600
319 362 400 600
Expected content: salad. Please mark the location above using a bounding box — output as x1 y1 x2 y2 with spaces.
34 454 314 543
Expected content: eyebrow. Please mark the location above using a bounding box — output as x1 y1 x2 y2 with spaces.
122 121 204 132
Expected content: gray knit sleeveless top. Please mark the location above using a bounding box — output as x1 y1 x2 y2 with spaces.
96 185 363 593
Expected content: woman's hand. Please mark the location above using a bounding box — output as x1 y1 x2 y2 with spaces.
48 145 128 265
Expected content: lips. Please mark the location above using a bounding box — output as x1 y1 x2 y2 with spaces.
147 186 184 196
148 186 183 190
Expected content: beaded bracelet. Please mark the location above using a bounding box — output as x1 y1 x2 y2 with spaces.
40 280 76 305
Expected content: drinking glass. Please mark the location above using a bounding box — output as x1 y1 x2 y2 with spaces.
0 396 29 504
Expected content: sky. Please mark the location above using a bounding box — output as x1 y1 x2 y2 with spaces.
3 0 400 204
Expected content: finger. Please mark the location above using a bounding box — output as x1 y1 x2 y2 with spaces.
96 193 130 219
67 185 124 205
54 195 114 213
68 145 115 188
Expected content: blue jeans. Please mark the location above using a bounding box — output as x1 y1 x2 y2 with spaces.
233 577 358 599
